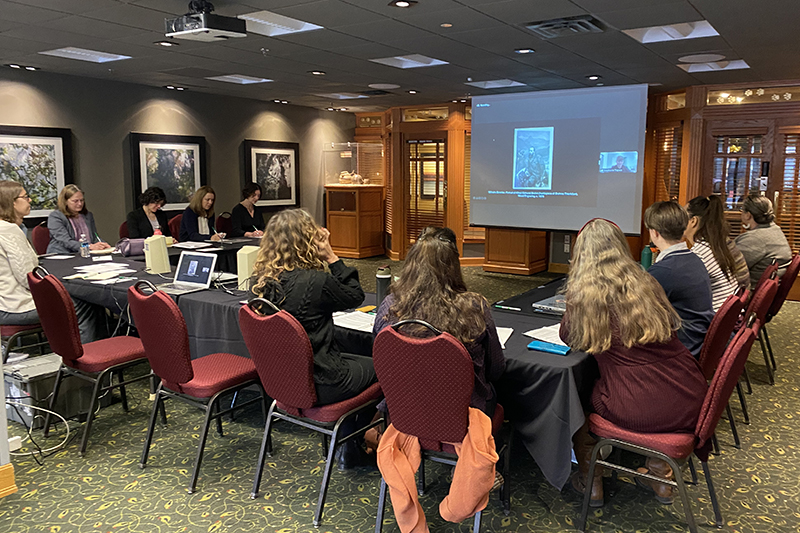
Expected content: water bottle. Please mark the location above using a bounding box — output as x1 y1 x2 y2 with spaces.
640 244 652 269
376 265 391 308
79 233 90 258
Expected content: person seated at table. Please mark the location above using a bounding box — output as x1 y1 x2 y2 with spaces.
685 195 749 310
230 183 265 238
373 226 505 417
180 186 221 242
0 180 39 327
645 201 714 358
126 186 171 239
561 218 707 508
735 193 792 288
47 185 112 254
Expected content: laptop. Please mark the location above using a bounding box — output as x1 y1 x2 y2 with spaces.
156 251 218 295
530 294 567 316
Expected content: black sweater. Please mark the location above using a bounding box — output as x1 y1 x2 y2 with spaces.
126 207 171 238
230 203 265 238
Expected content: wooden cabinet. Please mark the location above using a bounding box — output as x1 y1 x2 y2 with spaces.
325 185 384 258
483 227 547 275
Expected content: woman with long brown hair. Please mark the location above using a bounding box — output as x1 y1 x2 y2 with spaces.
180 186 221 242
562 219 706 508
373 227 505 416
685 195 749 309
47 184 111 254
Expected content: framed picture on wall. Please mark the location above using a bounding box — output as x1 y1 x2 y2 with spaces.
129 133 206 211
0 125 73 218
243 140 299 208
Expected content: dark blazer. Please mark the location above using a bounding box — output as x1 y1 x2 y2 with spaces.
230 203 265 238
179 207 216 242
126 207 171 239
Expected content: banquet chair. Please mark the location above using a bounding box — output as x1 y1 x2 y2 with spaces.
27 267 150 456
2 323 46 363
372 320 511 533
578 316 759 533
759 255 800 381
167 214 182 241
740 271 779 385
118 221 129 239
128 281 265 494
31 222 50 255
216 212 233 236
238 299 383 528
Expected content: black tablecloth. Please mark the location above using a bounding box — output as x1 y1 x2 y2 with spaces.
127 237 261 274
45 255 594 491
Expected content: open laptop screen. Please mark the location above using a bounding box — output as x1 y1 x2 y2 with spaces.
175 252 217 287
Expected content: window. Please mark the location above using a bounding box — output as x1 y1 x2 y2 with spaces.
778 134 800 253
712 134 763 235
653 124 683 201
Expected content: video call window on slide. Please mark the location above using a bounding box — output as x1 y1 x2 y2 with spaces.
177 255 214 282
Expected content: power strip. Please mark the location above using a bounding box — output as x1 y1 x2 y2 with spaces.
8 436 22 452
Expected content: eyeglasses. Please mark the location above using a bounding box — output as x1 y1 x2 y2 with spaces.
16 194 30 201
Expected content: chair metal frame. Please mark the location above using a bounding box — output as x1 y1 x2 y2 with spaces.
758 256 800 385
2 324 47 363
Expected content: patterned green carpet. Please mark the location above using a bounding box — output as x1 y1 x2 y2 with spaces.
3 259 799 533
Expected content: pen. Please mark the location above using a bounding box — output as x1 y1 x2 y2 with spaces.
94 231 102 243
495 305 521 312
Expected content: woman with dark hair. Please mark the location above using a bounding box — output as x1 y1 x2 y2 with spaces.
47 184 111 254
735 194 792 287
126 186 171 238
373 226 506 417
230 183 265 238
180 186 221 242
685 195 749 310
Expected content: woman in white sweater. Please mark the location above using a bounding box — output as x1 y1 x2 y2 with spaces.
0 180 39 325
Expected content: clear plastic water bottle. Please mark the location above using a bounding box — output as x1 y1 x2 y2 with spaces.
79 233 90 257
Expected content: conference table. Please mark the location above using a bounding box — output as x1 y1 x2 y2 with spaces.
41 253 596 491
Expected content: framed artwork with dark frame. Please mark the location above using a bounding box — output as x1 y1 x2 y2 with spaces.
0 125 73 218
243 140 299 208
129 133 207 211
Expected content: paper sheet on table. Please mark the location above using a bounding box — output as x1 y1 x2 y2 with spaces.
172 242 213 250
41 255 73 260
74 263 131 273
523 323 568 347
332 311 375 333
496 327 513 349
91 277 137 285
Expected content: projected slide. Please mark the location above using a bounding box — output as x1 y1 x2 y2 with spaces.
469 84 648 234
513 127 553 190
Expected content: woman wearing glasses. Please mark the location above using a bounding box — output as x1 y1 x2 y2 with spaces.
0 180 39 327
47 184 111 254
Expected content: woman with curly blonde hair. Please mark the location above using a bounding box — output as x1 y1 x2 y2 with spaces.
561 219 706 508
250 209 375 407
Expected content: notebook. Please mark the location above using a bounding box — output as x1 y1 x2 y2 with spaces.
156 251 218 295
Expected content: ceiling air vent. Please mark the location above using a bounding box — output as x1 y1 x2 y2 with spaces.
361 89 391 96
525 15 605 39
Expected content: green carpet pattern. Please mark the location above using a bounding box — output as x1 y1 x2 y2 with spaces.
3 258 799 532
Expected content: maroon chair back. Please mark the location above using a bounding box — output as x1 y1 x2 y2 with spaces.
216 212 233 235
754 262 779 291
119 221 129 239
744 276 779 327
768 255 800 320
239 300 317 410
695 318 758 455
31 223 50 255
127 282 194 391
168 215 182 241
698 294 746 380
26 268 83 361
373 321 473 450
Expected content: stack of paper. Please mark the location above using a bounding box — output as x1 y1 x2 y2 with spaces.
333 311 375 333
496 327 513 349
523 323 568 347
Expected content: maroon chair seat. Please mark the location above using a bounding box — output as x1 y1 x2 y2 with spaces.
239 299 384 528
216 212 233 236
128 281 265 494
578 317 759 533
31 222 50 255
372 320 512 533
2 323 47 362
27 267 150 457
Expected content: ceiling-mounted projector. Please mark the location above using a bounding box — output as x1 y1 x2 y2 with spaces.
165 1 247 42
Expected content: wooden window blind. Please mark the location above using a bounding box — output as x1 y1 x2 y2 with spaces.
712 134 763 237
778 133 800 253
654 124 683 202
384 135 392 235
406 139 446 245
462 132 484 241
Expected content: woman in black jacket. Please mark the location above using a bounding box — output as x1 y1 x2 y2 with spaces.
126 187 171 238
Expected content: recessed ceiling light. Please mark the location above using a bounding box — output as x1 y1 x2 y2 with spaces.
206 74 273 84
39 47 131 63
370 54 448 69
239 10 323 37
586 75 601 81
327 107 335 111
165 85 175 89
465 79 526 89
452 100 458 103
369 83 401 90
407 90 418 94
440 23 453 28
339 107 347 111
274 99 281 103
176 87 185 91
24 66 38 71
460 99 467 103
678 53 726 63
623 20 719 44
389 0 417 7
677 59 750 73
154 40 179 47
280 100 289 104
514 48 535 54
309 70 326 76
8 64 21 69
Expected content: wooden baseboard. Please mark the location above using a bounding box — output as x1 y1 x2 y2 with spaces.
386 250 401 261
460 257 485 267
0 463 17 499
483 259 547 275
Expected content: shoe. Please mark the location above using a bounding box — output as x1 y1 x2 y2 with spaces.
570 470 604 508
635 458 674 505
335 441 377 471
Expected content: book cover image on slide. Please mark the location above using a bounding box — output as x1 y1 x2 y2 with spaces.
513 126 554 190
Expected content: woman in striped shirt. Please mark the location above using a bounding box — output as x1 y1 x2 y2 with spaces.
685 195 749 311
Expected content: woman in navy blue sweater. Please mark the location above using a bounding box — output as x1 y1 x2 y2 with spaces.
180 186 221 242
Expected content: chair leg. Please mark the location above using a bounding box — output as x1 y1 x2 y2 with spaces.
577 441 602 532
473 510 482 533
758 330 775 385
188 397 217 494
251 401 277 499
313 420 342 528
668 456 698 533
736 382 750 425
43 365 65 437
140 386 163 468
688 456 698 485
417 457 426 496
763 324 777 371
726 404 741 449
501 428 512 516
158 397 167 425
79 369 109 457
320 434 329 457
117 370 129 413
374 477 388 533
214 403 224 437
711 433 720 456
701 460 724 529
742 365 753 394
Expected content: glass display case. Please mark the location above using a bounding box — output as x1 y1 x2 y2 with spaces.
322 142 384 186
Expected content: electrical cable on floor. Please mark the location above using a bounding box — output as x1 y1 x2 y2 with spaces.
5 400 71 463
